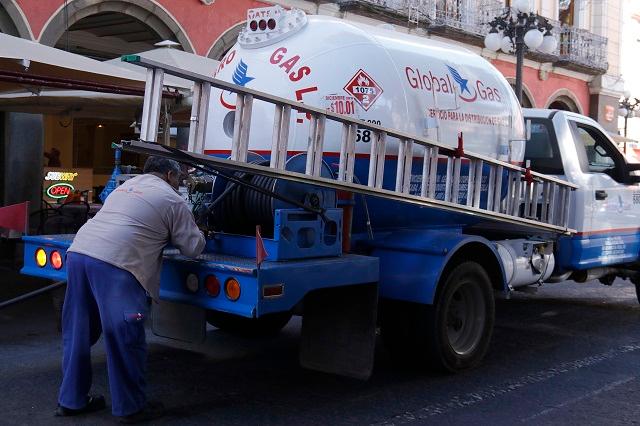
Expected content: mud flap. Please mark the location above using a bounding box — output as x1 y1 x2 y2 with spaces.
299 283 378 380
151 299 206 344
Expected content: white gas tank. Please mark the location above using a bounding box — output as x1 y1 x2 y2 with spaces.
205 6 525 163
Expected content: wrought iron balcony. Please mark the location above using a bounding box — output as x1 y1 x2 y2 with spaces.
333 0 608 74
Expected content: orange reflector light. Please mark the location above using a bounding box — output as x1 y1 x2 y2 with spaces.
50 251 63 270
225 278 241 301
35 248 47 267
205 275 220 297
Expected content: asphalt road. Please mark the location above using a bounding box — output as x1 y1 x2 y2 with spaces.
2 269 640 425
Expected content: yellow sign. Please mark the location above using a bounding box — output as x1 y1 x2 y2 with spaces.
44 171 78 181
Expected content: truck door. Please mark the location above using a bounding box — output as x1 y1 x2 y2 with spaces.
524 117 592 232
567 118 640 266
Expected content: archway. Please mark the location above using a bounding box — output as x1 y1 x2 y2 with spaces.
0 2 31 39
506 79 535 108
548 97 578 112
52 11 170 60
40 0 194 56
545 90 583 114
207 22 245 60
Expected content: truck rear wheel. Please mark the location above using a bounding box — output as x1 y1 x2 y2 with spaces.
206 310 292 336
381 261 495 372
426 261 495 372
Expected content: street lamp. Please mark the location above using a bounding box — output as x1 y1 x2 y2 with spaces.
484 0 556 106
619 90 640 138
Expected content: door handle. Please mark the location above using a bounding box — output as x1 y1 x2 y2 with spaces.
595 190 608 200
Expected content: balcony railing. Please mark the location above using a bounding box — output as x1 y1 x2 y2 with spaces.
334 0 608 74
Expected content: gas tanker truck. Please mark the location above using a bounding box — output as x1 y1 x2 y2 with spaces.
20 6 640 379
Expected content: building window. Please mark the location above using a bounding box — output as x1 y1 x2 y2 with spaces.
559 0 574 26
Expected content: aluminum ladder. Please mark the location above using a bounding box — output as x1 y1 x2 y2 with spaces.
122 54 577 234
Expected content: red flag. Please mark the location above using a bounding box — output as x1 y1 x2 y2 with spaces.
256 225 268 269
0 201 29 234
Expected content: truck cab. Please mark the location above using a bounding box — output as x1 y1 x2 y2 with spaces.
523 109 640 276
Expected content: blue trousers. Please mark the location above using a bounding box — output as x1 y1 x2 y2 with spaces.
58 252 149 416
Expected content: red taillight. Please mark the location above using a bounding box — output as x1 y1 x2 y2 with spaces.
250 20 258 31
267 18 276 30
258 19 267 31
205 275 220 297
50 250 63 270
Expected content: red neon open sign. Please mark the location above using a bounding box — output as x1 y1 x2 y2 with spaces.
46 183 74 199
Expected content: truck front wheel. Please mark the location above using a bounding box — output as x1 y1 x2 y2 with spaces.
206 310 292 336
425 261 495 372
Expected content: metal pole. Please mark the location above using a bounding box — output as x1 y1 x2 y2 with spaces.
514 25 525 106
624 115 628 138
0 281 66 309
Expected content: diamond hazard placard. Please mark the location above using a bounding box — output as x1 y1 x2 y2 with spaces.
343 69 383 111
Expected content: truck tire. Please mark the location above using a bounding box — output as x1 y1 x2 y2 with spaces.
381 261 495 372
425 261 495 372
206 310 292 336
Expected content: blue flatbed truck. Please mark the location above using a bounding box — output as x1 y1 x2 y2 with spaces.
21 208 380 379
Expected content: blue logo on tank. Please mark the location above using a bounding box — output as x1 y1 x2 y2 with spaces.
232 60 255 86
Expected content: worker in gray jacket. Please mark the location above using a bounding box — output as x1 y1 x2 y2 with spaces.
56 156 206 423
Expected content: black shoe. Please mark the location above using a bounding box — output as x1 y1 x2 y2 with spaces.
119 401 165 424
55 394 106 416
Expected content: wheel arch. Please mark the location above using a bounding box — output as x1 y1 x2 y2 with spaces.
436 240 507 300
372 230 506 305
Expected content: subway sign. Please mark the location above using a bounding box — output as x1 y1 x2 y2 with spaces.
46 182 74 199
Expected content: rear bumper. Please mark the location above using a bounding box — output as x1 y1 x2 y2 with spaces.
21 234 74 281
159 252 379 318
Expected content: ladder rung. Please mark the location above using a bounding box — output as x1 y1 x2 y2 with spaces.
270 104 285 169
560 186 571 227
395 139 414 194
187 82 201 152
279 106 292 169
305 114 326 177
530 181 541 219
420 146 430 197
368 131 386 189
487 165 496 211
523 181 532 218
305 114 318 175
472 160 483 208
140 68 164 142
444 158 453 202
492 166 503 213
541 181 550 222
231 94 254 162
466 160 475 206
428 147 439 198
511 175 522 216
194 82 210 154
338 123 357 182
547 183 557 224
504 171 515 214
451 157 462 204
